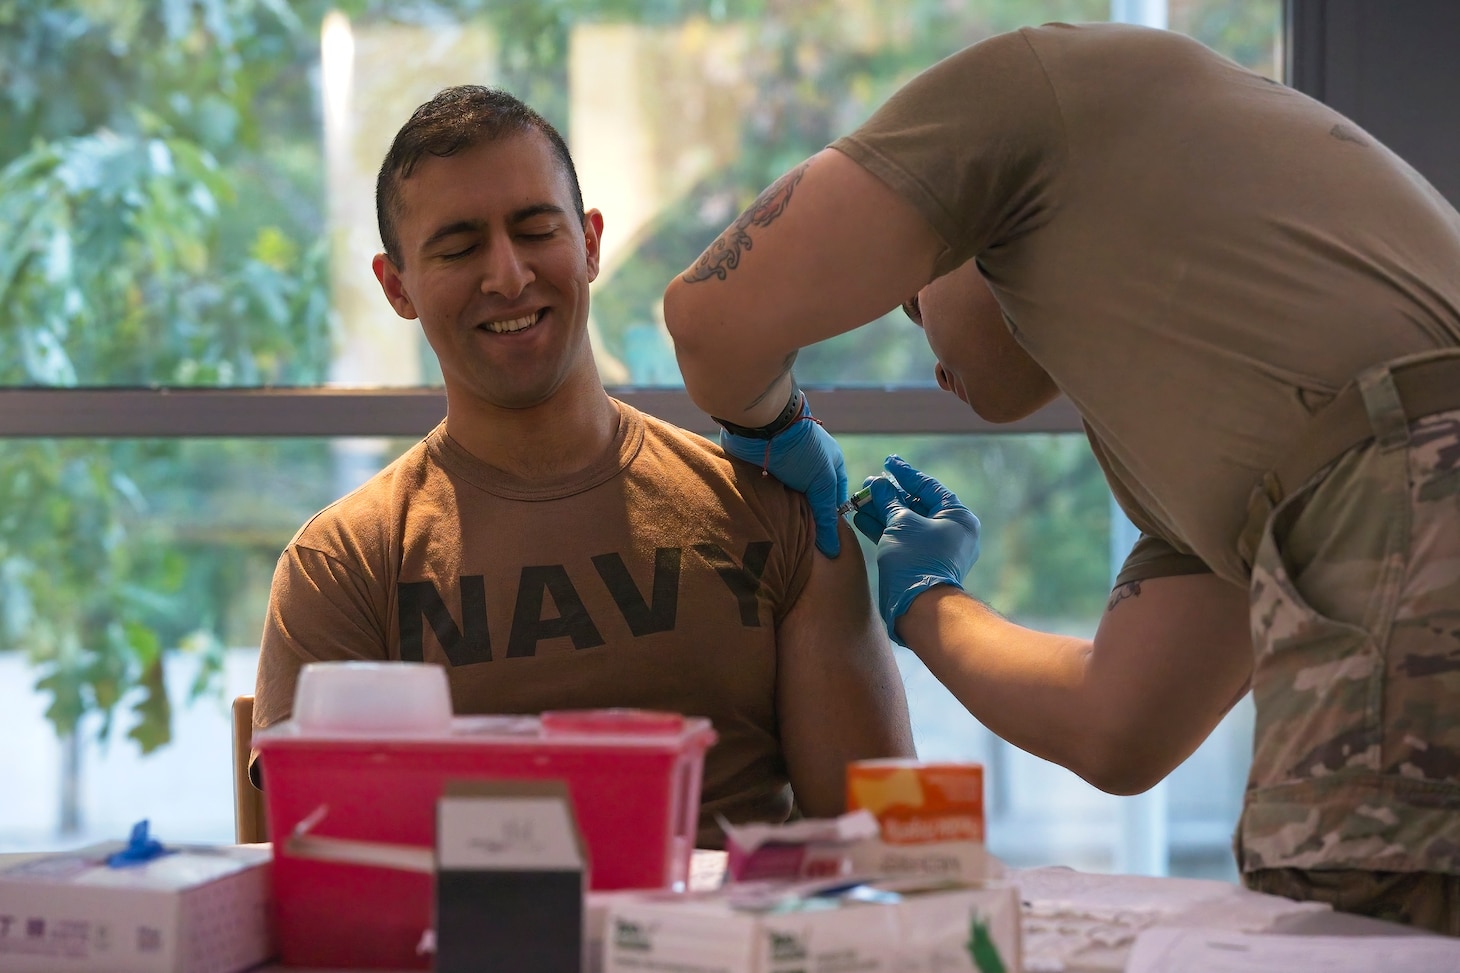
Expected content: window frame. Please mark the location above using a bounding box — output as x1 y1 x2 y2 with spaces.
0 388 1084 437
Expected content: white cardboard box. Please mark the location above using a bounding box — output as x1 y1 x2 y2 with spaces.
0 843 273 973
602 880 1022 973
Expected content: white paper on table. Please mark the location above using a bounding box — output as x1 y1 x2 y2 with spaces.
1015 866 1271 917
1011 867 1329 973
1127 927 1460 973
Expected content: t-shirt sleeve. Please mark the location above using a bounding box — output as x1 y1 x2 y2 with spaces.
1114 533 1213 588
777 498 815 622
250 543 390 786
729 458 816 626
829 28 1065 279
758 484 815 627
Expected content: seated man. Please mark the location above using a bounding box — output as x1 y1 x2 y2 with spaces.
251 85 915 846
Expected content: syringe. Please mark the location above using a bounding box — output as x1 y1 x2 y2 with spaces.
835 476 887 520
836 482 877 518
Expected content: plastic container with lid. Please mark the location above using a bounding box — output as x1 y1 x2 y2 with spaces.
252 663 716 970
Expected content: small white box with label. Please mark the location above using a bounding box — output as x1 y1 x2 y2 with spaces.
603 879 1021 973
0 843 272 973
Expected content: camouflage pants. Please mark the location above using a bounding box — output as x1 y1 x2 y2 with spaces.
1241 383 1460 883
1246 867 1460 935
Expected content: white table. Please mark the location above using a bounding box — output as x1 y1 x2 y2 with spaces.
250 855 1440 973
2 850 1437 973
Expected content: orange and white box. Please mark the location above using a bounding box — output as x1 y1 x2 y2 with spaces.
847 759 985 845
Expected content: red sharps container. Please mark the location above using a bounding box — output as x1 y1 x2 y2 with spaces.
252 661 715 970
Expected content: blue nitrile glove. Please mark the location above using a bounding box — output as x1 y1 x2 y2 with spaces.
720 393 848 558
851 455 980 645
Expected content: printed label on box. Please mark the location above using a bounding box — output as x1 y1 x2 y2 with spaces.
603 881 1020 973
435 780 586 973
439 793 584 871
847 761 986 846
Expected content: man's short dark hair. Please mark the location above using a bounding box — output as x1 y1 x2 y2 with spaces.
375 85 584 267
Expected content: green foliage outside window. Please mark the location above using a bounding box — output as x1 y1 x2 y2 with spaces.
0 0 337 753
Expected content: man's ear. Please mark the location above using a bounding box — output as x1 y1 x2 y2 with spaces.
372 252 419 320
583 209 605 283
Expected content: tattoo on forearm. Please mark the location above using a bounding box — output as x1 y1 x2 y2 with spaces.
1106 581 1142 612
682 163 809 284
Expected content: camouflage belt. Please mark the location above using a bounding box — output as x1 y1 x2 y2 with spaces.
1238 348 1460 570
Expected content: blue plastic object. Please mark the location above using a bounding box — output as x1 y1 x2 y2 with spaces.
719 392 848 558
105 819 174 867
851 455 981 644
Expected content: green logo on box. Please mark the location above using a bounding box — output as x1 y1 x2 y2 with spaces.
966 915 1006 973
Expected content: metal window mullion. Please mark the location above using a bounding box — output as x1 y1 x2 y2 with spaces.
0 388 1084 438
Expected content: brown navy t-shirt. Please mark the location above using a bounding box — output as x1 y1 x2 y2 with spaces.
833 22 1460 585
254 401 813 846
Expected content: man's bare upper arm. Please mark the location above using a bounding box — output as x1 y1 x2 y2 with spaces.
663 148 944 423
775 519 916 817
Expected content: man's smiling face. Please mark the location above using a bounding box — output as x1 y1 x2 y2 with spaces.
373 130 603 413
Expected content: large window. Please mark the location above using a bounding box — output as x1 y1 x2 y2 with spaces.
0 0 1282 878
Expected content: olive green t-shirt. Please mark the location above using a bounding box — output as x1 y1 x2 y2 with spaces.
833 22 1460 585
253 402 813 847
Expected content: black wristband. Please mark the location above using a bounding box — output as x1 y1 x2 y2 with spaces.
712 388 805 440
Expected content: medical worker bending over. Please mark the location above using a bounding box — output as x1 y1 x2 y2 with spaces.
662 23 1460 930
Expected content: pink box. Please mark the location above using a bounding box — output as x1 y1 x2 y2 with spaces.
253 709 715 970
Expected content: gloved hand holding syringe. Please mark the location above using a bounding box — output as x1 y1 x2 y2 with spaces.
842 457 981 645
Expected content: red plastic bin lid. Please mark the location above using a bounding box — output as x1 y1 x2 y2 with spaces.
539 708 686 736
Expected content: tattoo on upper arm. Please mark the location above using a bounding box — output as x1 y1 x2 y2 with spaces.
1106 580 1142 613
681 163 809 284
